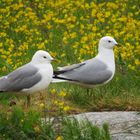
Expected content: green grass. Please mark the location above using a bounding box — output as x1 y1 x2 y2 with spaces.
0 106 111 140
61 118 111 140
0 67 139 112
50 70 140 111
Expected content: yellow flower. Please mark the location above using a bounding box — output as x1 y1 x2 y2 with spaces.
81 36 88 43
128 64 135 71
72 42 79 48
2 66 7 72
59 91 66 97
91 9 97 17
37 42 46 49
0 42 3 47
92 26 97 31
54 101 58 105
56 136 63 140
63 106 70 111
80 48 86 55
105 11 111 17
39 103 45 108
51 89 56 94
61 53 66 57
1 55 7 59
58 101 64 107
135 59 140 65
34 125 40 133
50 52 57 57
70 32 77 39
0 32 6 37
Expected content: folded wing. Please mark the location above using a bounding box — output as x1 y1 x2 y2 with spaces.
53 59 112 85
0 63 41 92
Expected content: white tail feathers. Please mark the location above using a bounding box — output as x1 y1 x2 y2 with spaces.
51 78 66 83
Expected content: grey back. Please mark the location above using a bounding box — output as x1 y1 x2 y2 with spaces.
61 59 113 85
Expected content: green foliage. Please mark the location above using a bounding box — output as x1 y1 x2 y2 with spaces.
0 107 111 140
61 118 111 140
0 107 54 139
50 71 140 111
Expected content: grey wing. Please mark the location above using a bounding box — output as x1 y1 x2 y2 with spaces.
58 59 113 85
0 63 42 92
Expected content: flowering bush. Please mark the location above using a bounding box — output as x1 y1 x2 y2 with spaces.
0 0 139 73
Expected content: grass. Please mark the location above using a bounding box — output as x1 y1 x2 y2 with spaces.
50 70 140 112
0 106 111 140
1 70 139 139
0 68 140 113
61 118 111 140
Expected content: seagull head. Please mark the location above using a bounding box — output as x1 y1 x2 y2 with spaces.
31 50 54 64
99 36 118 49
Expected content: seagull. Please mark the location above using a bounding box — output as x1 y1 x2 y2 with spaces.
0 50 54 106
52 36 118 87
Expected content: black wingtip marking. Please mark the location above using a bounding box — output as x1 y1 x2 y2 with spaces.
0 91 5 93
53 70 68 75
53 75 79 82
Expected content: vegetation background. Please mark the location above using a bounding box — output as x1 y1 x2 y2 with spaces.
0 0 140 139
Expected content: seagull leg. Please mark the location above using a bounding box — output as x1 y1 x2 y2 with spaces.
9 100 16 106
27 95 31 107
86 89 93 97
40 91 45 100
87 89 90 95
9 96 17 106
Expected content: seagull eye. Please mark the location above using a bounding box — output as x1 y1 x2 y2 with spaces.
43 56 47 59
108 40 111 43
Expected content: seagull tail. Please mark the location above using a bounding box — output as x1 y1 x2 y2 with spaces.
52 70 67 83
52 75 74 83
52 78 66 83
52 70 75 83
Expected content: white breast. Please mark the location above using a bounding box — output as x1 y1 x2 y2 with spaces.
23 63 53 93
96 49 115 84
96 49 115 73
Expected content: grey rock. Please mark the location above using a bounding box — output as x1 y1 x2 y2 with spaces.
73 112 140 140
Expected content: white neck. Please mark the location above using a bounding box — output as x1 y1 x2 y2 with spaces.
97 46 114 61
96 46 115 72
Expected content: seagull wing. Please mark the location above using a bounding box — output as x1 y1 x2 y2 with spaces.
53 59 113 85
0 63 41 92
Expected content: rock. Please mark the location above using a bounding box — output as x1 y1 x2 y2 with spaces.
74 112 140 140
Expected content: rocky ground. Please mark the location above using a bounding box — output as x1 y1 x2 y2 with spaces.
74 111 140 140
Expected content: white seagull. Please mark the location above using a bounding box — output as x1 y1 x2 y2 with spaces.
0 50 54 106
52 36 118 87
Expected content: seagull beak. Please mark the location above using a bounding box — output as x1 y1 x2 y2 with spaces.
114 41 118 46
114 42 120 47
51 58 58 62
115 43 122 47
51 58 55 61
